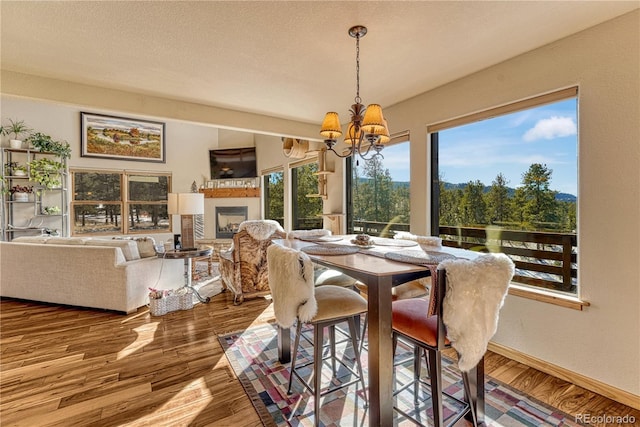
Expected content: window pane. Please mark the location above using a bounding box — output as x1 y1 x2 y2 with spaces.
127 203 170 232
292 163 322 230
129 174 169 201
74 172 121 201
348 141 411 237
435 97 578 293
264 171 284 227
73 204 122 234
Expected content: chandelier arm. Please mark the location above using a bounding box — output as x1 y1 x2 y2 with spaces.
327 146 353 159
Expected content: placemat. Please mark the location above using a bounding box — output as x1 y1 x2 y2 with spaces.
385 249 456 265
298 235 344 242
372 238 418 247
300 244 360 256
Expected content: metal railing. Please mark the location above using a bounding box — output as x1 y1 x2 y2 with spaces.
352 220 577 293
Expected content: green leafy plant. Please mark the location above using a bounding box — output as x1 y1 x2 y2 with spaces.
3 119 31 140
42 206 61 215
25 132 71 159
28 158 64 189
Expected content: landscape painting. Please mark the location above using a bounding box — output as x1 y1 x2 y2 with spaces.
81 112 165 163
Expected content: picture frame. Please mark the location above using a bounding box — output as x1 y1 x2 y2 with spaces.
81 112 166 163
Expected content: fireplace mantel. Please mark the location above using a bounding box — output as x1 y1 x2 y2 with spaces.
200 188 259 198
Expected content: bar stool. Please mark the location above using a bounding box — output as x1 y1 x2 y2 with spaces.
267 244 368 426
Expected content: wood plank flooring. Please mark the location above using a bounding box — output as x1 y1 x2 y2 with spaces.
1 291 638 426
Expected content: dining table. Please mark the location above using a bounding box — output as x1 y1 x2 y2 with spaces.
273 235 483 427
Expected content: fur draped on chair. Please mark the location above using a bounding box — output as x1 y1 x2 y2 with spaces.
267 245 318 328
439 253 514 371
237 220 285 241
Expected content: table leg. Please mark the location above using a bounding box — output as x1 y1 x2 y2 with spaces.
183 258 210 303
367 275 394 427
277 325 291 364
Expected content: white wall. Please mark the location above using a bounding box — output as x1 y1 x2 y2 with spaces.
378 10 639 396
0 96 262 240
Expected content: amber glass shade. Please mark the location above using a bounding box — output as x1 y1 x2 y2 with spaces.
320 112 343 139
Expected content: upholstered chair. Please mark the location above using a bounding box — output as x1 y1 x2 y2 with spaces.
267 243 368 425
392 253 514 427
219 220 287 304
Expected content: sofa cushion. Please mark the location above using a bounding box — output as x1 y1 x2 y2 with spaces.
12 236 51 243
85 239 141 261
45 237 91 245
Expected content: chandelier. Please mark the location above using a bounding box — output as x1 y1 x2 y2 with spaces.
320 25 390 161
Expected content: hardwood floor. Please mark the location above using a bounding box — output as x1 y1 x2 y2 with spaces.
1 291 637 426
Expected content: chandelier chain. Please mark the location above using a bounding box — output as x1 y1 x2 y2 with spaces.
355 32 361 104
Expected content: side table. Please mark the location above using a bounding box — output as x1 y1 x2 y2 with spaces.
160 247 213 303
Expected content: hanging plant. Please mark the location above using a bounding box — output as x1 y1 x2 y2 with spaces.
25 132 71 159
28 158 64 189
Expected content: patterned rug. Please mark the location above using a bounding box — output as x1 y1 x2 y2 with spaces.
219 323 584 427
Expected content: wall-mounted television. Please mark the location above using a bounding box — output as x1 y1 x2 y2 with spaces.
209 147 257 179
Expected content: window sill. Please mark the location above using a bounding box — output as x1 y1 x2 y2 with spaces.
508 284 590 311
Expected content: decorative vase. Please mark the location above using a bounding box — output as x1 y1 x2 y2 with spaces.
10 140 22 149
13 192 29 202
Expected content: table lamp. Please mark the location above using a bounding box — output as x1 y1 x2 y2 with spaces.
168 192 205 250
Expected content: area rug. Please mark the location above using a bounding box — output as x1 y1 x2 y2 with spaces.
219 323 584 427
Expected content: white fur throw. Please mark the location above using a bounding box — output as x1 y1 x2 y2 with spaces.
394 231 442 248
238 220 285 241
267 244 317 328
439 253 514 372
287 229 331 239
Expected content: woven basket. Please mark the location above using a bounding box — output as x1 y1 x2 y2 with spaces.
149 291 194 316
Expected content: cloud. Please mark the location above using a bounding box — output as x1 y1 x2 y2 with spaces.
523 116 576 141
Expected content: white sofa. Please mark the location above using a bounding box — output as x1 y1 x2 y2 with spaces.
0 236 184 313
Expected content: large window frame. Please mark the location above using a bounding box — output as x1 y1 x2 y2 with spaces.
346 135 411 236
71 168 172 236
290 157 323 230
263 167 284 227
429 87 580 304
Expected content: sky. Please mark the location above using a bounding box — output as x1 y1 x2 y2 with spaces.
378 98 578 196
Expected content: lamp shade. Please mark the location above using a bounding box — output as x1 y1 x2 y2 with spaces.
361 104 386 134
320 112 343 139
167 193 179 215
343 122 362 146
373 118 390 144
178 193 204 215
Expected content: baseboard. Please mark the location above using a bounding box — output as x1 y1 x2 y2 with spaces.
488 342 640 411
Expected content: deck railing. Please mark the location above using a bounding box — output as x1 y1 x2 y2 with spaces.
352 220 577 293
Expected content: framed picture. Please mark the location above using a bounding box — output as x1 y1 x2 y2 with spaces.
81 112 166 163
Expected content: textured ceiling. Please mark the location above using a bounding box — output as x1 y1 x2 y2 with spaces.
1 1 637 125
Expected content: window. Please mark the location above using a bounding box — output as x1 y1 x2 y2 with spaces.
71 169 171 235
263 169 284 227
347 140 411 236
291 161 322 230
431 88 578 294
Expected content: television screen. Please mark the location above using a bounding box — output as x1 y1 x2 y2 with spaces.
209 147 257 179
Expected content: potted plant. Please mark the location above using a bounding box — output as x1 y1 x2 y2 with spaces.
28 158 64 189
3 119 31 149
42 206 61 215
12 164 28 177
25 132 71 159
9 184 33 202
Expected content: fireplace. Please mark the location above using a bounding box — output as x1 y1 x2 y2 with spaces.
215 206 248 239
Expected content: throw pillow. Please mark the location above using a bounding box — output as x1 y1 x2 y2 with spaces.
85 239 141 261
134 237 157 258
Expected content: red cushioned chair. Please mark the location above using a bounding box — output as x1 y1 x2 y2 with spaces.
392 254 514 427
